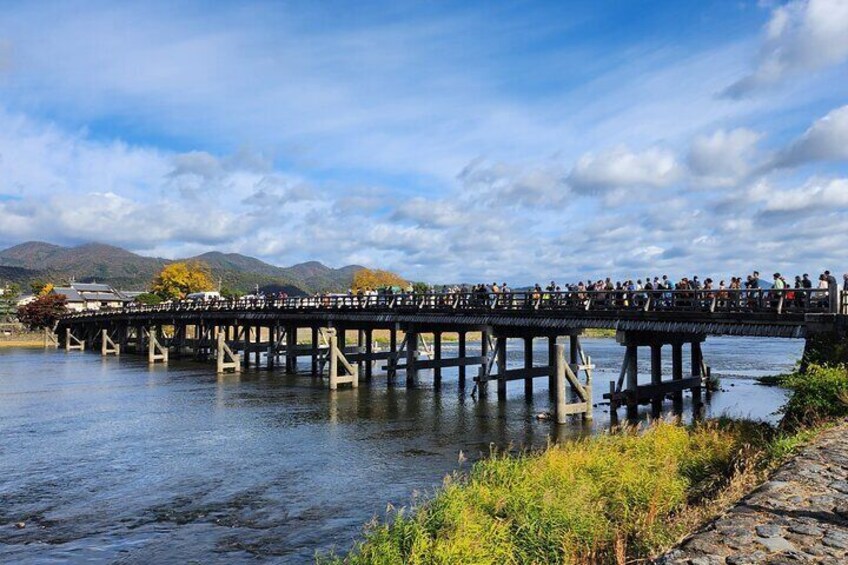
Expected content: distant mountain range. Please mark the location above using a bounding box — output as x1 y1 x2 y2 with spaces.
0 241 367 296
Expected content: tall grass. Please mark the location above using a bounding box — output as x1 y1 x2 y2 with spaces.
322 421 780 564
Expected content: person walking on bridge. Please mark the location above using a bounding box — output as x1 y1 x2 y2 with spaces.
825 271 838 313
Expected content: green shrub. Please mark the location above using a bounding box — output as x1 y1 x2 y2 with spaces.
134 292 162 306
779 364 848 428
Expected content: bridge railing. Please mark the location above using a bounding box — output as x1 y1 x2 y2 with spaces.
60 288 839 319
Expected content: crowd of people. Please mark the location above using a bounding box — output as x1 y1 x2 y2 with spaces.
178 270 845 314
390 270 845 313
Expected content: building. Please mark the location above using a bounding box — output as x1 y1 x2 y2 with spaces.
51 283 134 312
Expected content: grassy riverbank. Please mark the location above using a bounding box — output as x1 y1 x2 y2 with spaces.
323 365 848 564
0 331 44 348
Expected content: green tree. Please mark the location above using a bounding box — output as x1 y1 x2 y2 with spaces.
412 281 430 294
134 292 162 306
220 286 242 300
17 294 67 329
30 281 48 295
151 261 215 300
0 283 21 321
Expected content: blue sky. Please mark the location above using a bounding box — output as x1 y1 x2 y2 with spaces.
0 0 846 284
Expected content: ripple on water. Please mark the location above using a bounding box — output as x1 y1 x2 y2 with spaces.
0 337 803 562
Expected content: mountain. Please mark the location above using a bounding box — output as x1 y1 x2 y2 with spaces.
0 241 368 295
0 242 65 267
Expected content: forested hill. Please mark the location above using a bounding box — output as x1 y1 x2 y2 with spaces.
0 241 365 295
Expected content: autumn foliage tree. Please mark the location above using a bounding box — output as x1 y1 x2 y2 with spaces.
17 294 67 329
351 268 408 292
151 261 215 300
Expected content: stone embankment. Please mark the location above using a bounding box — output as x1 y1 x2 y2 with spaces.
660 422 848 564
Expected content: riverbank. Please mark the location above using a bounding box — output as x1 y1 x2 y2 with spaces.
0 329 43 348
324 364 848 564
659 421 848 564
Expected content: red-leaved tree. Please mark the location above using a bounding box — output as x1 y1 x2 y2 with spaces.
17 294 68 329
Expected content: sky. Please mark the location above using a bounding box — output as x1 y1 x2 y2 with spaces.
0 0 846 284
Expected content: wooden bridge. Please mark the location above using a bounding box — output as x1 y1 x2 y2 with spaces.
55 288 847 422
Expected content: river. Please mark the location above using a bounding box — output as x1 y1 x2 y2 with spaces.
0 336 801 563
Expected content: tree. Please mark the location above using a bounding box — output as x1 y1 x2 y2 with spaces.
412 281 430 294
30 281 49 295
220 286 242 300
134 292 162 306
151 261 215 300
17 294 67 329
0 283 21 322
351 268 408 292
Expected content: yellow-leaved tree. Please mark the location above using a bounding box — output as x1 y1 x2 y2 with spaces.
351 268 408 292
151 261 215 300
39 283 55 297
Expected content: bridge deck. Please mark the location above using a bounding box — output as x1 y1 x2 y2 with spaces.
58 289 843 338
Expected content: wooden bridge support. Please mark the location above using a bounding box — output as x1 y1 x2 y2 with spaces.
44 327 59 348
216 332 241 374
554 343 592 423
458 332 467 387
474 331 593 408
496 336 508 400
101 329 120 356
326 328 358 390
311 326 320 375
605 331 706 419
364 329 373 381
146 326 169 365
286 325 298 373
65 328 84 351
405 328 418 385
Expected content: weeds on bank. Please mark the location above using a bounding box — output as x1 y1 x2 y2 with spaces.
777 364 848 429
321 421 790 564
322 365 848 564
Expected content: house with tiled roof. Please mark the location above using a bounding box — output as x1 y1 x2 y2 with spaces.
51 282 133 311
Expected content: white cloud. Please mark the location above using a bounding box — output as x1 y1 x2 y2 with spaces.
751 177 848 211
770 104 848 168
724 0 848 97
688 128 761 185
457 158 570 206
568 146 680 194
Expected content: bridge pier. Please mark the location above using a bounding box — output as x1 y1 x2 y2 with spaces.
458 332 467 387
364 329 373 381
44 326 59 348
478 330 592 408
326 328 358 390
65 327 84 351
605 331 706 420
286 325 298 373
147 326 169 364
554 343 593 423
216 332 241 374
311 326 320 375
101 329 120 356
405 328 418 385
478 328 491 394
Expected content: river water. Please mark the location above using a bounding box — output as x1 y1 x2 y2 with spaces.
0 336 802 563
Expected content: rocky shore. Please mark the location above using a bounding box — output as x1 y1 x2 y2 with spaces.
660 422 848 565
